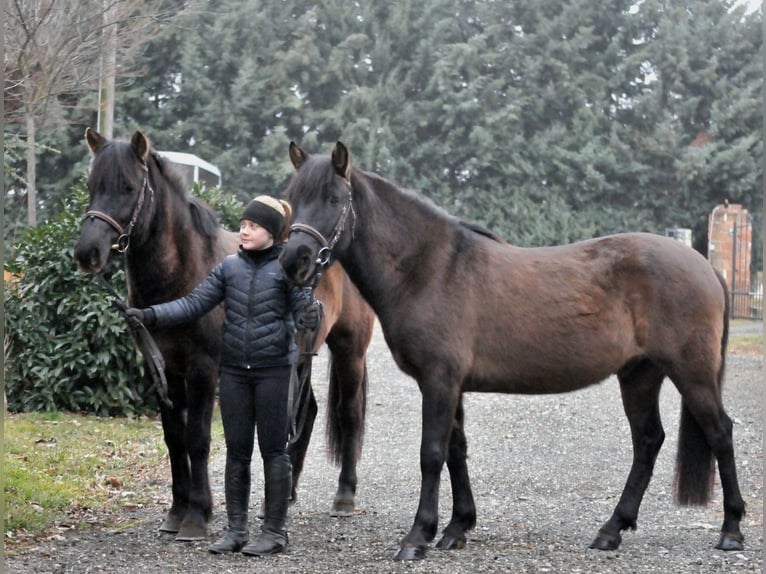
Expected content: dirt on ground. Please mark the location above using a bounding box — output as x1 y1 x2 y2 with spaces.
4 322 763 574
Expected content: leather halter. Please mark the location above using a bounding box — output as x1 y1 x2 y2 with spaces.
288 180 354 270
84 166 154 253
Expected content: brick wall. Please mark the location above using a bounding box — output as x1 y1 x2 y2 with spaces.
707 203 752 293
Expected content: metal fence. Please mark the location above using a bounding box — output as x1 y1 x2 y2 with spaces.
732 283 763 320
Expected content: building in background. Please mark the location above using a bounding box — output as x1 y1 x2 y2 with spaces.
664 227 693 248
707 202 762 319
159 151 222 189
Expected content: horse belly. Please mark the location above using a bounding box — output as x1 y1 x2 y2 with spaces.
466 364 617 395
468 329 634 395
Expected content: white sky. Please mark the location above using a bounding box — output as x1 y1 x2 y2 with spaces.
736 0 762 13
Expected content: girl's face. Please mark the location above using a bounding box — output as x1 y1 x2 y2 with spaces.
240 219 274 250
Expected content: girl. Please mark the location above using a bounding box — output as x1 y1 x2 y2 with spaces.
128 195 319 556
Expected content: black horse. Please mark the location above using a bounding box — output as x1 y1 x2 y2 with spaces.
74 130 374 540
278 141 746 560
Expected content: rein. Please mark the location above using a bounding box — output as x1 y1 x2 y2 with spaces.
286 181 352 441
94 272 173 409
84 164 169 408
287 274 323 445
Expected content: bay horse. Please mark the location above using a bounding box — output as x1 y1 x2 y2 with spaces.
278 141 746 561
73 129 374 541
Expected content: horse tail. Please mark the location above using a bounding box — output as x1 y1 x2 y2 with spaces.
718 270 731 380
189 197 221 238
326 357 368 466
673 270 729 506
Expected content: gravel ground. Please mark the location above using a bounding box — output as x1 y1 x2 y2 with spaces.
5 321 763 574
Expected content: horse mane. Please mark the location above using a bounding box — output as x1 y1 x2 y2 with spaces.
458 219 504 243
355 168 504 244
290 153 504 246
148 150 221 239
286 154 338 202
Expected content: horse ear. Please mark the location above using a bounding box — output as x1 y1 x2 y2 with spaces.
130 131 151 163
332 141 351 180
289 141 308 170
85 127 106 154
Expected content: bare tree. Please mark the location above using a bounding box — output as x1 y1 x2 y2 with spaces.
4 0 164 226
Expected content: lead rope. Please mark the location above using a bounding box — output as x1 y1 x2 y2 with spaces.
94 271 173 409
287 273 323 445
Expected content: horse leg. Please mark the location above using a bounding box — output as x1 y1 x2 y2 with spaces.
591 361 665 550
708 410 745 550
671 379 745 550
174 364 216 541
394 379 461 561
325 348 368 516
435 397 476 550
157 373 190 534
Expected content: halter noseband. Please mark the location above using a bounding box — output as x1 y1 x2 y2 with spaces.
84 165 154 253
289 180 354 270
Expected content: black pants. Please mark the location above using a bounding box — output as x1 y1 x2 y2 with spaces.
219 365 291 466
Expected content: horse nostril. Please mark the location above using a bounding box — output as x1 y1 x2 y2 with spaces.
280 244 318 285
296 244 313 264
74 245 102 274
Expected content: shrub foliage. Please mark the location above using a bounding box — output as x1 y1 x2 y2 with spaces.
4 180 243 415
4 182 156 415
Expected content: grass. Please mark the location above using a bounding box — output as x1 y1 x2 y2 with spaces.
3 410 224 546
729 334 764 356
729 318 764 357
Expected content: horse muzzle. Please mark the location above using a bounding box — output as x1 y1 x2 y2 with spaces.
279 242 321 287
74 218 115 274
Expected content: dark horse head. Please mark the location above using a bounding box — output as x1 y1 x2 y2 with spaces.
279 141 356 287
74 128 160 274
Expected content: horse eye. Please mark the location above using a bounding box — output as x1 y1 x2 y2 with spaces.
329 194 340 206
125 184 135 194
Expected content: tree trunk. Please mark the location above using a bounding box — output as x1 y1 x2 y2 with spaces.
25 112 37 227
100 5 117 138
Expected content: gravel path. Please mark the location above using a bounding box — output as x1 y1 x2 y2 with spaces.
6 322 763 573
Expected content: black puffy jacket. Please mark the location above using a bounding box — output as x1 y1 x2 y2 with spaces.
148 244 309 370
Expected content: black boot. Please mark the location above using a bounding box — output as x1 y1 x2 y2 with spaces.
242 455 291 556
209 457 250 554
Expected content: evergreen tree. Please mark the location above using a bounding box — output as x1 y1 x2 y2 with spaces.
22 0 760 260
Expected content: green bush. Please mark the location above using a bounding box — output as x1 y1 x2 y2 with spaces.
4 182 155 415
192 182 244 231
5 181 241 416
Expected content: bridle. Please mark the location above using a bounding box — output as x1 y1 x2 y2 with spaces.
288 178 354 273
286 178 353 443
81 162 167 407
84 164 155 253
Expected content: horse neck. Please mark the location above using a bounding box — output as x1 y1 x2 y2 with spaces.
124 171 196 304
339 177 449 317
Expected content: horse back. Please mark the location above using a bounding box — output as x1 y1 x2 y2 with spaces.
423 232 725 393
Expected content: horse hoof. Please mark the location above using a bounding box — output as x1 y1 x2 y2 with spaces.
175 524 208 542
393 545 427 561
589 532 621 551
435 533 466 550
159 515 182 534
715 532 744 551
330 498 355 517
